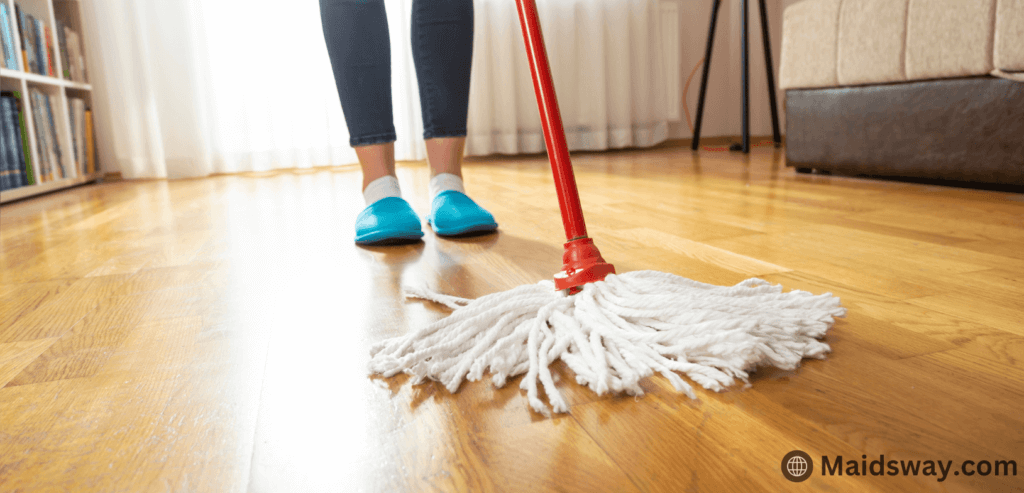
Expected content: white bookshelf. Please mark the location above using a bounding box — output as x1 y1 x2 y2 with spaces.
0 0 98 204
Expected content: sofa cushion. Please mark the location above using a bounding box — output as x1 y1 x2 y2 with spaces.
906 0 996 80
779 0 841 89
780 0 1024 89
837 0 909 86
995 0 1024 72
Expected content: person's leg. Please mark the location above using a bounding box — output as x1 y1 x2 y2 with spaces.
424 137 463 179
321 0 421 244
411 0 496 236
320 0 397 190
355 143 396 192
320 0 396 149
411 0 474 147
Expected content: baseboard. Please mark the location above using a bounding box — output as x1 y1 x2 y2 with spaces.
658 135 787 149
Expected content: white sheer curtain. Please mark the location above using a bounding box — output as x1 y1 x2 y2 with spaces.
81 0 668 180
467 0 668 155
82 0 356 179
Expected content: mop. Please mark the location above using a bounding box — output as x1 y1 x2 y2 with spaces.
368 0 845 415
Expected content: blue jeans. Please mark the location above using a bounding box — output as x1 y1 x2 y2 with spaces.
320 0 474 147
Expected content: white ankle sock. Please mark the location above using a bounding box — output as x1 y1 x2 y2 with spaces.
363 175 402 206
430 173 466 200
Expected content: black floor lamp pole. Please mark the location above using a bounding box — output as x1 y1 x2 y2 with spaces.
691 0 782 153
758 0 782 144
741 0 750 153
691 0 722 151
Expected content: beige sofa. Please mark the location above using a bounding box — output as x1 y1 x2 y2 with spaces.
778 0 1024 185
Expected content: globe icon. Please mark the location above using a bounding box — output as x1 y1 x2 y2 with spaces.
787 456 808 477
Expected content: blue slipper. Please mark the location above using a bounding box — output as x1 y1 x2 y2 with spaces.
427 190 499 237
355 197 424 245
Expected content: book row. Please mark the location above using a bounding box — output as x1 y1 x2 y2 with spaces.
0 3 87 82
0 90 95 192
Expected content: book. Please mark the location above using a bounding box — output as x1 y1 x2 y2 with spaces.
57 20 69 79
69 96 77 170
65 28 84 82
30 90 51 181
8 95 24 188
1 5 8 69
14 4 24 69
0 7 7 69
67 27 77 80
75 31 85 82
41 91 64 177
75 100 85 173
64 26 76 81
0 4 16 70
44 24 53 76
15 91 34 185
2 94 28 189
85 109 94 175
0 94 26 190
16 5 36 74
32 17 44 75
39 92 56 180
0 97 11 191
68 97 86 174
28 91 43 181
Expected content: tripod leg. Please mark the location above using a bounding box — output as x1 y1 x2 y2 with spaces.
741 0 750 153
759 0 782 145
691 0 723 151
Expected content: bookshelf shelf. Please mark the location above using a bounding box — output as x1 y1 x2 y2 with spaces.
0 171 98 202
0 0 98 204
1 66 90 89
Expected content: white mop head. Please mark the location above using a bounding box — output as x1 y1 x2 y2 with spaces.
368 270 845 415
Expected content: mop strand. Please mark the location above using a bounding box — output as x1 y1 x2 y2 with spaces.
368 270 845 416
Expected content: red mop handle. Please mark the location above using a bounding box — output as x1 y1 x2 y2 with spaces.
514 0 586 241
514 0 615 291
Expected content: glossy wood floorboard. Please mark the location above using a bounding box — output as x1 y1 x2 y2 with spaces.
2 145 1023 492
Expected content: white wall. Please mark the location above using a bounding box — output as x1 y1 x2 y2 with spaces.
664 0 795 140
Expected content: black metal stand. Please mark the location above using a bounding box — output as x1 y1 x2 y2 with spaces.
691 0 782 153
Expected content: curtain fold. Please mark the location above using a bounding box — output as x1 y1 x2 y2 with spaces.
466 0 669 155
83 0 668 180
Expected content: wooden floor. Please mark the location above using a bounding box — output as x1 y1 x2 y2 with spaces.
2 144 1023 492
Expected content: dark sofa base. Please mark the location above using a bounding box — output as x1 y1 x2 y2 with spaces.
785 76 1024 186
